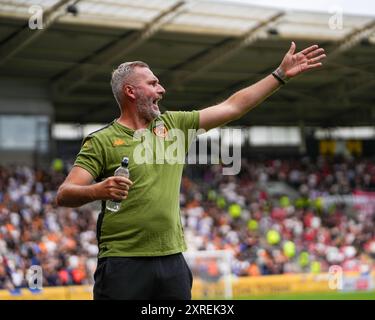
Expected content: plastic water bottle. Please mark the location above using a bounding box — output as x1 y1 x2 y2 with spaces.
106 157 130 213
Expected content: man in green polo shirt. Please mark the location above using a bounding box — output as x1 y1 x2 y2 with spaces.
56 42 325 299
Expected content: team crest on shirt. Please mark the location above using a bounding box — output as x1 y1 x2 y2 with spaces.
112 138 126 147
153 122 168 138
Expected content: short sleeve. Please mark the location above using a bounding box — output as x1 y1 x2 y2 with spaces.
74 135 104 180
168 110 199 133
166 111 200 154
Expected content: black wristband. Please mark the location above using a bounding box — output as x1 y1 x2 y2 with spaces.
271 71 286 85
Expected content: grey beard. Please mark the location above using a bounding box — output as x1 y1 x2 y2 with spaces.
136 96 160 122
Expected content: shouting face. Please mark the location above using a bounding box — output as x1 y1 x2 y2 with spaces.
131 67 166 122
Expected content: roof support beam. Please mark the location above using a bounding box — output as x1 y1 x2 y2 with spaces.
295 20 375 116
328 19 375 58
201 66 275 107
0 0 76 66
52 1 188 96
164 11 284 90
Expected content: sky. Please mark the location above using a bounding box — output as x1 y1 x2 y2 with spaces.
220 0 375 17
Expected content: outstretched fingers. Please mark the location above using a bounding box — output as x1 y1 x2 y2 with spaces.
288 41 296 55
306 62 323 70
306 47 325 59
308 53 326 64
300 44 319 56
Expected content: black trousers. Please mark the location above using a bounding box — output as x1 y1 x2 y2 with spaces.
93 253 193 300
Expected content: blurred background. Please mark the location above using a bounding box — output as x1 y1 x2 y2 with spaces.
0 0 374 299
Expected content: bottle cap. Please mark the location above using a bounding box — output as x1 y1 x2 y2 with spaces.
121 157 129 167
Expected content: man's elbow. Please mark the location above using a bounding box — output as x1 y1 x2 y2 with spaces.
55 187 63 207
56 185 69 207
226 103 243 122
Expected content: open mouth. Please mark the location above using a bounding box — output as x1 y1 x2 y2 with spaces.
153 98 160 105
152 98 162 109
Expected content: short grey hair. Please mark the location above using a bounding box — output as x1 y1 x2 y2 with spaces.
110 61 149 107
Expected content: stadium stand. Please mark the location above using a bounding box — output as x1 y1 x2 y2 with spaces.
0 0 374 299
1 155 374 290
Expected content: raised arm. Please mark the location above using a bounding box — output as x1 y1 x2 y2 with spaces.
56 166 132 208
199 42 326 131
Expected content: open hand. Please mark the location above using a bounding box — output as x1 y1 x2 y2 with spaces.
279 42 326 79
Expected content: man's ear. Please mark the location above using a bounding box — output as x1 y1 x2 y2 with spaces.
123 84 136 100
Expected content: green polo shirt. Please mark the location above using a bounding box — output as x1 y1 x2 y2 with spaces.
74 111 199 257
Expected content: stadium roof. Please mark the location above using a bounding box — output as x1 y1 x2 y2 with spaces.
0 0 374 126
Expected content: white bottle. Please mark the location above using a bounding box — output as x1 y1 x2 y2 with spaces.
106 157 130 213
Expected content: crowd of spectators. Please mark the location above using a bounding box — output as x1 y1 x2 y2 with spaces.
0 155 375 290
182 156 375 277
0 165 98 291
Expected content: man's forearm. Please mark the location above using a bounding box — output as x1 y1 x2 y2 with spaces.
56 183 98 208
226 74 282 119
